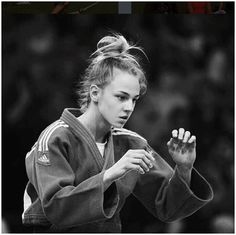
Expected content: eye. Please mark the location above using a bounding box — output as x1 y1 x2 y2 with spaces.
116 95 126 101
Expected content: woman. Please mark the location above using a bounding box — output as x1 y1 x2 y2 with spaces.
22 33 213 232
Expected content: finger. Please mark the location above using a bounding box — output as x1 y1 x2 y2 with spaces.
188 135 196 144
183 131 191 143
143 151 155 163
135 149 155 162
172 129 178 138
137 165 145 174
147 149 156 161
188 136 196 150
142 155 153 168
167 138 172 147
139 168 145 174
131 164 145 174
178 128 185 140
134 153 153 168
167 138 176 151
142 155 152 170
133 158 150 172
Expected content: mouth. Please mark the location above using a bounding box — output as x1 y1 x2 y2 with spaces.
119 116 129 122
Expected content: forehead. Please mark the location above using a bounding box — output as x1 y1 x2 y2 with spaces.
105 68 140 95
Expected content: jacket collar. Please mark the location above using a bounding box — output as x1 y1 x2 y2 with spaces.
60 108 114 170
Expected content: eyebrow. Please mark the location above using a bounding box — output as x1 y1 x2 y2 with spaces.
118 91 140 98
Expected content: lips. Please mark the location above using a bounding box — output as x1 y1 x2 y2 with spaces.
119 116 128 120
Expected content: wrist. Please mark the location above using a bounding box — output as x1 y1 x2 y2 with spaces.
176 165 192 186
104 168 112 183
103 167 117 187
176 164 193 174
103 169 112 192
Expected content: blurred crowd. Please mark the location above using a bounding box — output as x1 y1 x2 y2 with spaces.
2 13 234 233
2 2 234 14
142 2 232 14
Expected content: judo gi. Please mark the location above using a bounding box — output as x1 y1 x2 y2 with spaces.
22 108 213 232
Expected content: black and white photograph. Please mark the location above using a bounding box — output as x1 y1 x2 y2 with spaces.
2 1 234 233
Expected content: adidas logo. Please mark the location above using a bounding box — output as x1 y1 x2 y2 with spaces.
38 154 50 164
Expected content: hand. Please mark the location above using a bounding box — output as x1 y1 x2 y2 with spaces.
104 149 155 184
167 128 196 171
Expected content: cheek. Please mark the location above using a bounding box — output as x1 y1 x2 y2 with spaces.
99 97 116 114
101 97 121 119
109 99 120 114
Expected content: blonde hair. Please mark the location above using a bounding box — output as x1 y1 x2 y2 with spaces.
77 33 148 113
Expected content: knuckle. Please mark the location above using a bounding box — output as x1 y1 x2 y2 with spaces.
124 155 129 160
124 164 130 170
139 149 145 155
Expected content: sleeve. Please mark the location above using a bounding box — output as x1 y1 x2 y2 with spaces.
132 145 214 222
26 128 119 228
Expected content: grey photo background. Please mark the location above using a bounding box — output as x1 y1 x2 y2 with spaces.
2 13 234 232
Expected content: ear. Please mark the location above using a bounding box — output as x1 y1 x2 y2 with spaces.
89 84 101 103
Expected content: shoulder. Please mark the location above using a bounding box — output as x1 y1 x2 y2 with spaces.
37 120 70 152
112 127 147 143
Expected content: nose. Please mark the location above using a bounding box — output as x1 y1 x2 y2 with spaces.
124 99 135 112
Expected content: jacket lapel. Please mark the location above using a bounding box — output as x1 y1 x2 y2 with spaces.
103 134 115 170
60 108 105 171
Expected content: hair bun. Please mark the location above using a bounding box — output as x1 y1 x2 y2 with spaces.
91 33 148 65
95 34 130 55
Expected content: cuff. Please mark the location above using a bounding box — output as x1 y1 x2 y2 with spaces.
100 171 120 219
188 167 214 201
171 166 214 202
165 167 214 221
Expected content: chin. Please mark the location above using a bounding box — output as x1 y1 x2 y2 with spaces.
112 122 125 128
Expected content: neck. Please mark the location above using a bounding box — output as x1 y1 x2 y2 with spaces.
78 106 111 143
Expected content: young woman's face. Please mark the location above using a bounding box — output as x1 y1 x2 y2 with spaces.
98 68 140 128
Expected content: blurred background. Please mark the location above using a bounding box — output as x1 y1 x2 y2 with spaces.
2 2 234 233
